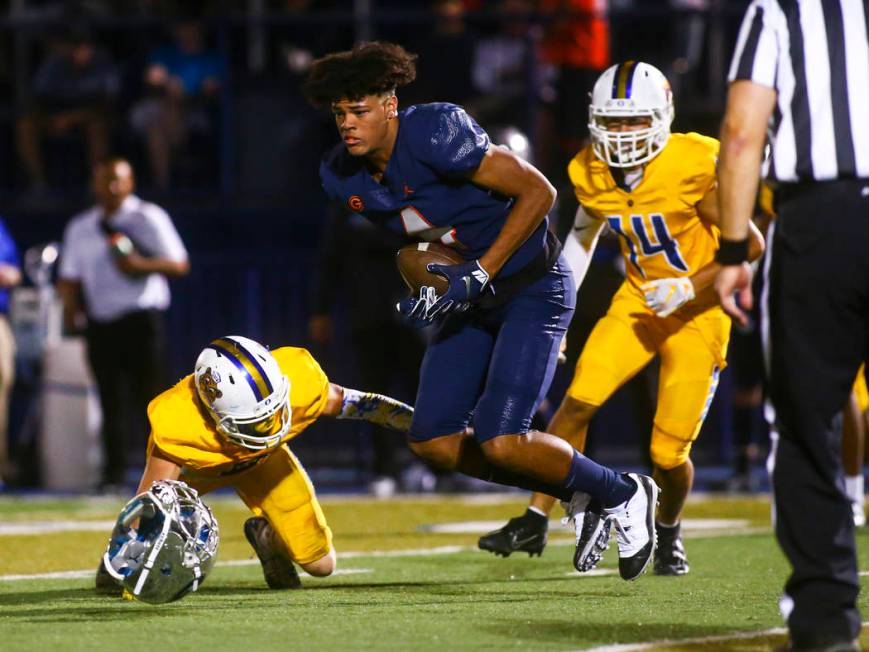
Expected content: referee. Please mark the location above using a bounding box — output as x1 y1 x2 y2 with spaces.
715 1 868 649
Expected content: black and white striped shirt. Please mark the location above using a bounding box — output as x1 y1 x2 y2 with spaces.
729 0 869 183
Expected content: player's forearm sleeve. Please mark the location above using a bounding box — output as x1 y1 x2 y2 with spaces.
338 388 413 433
563 206 604 290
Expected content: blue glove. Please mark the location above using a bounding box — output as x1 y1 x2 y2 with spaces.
396 286 440 329
426 259 492 316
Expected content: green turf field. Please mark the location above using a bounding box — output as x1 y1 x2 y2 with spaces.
1 493 867 651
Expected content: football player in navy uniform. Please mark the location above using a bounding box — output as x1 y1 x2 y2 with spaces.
304 42 658 580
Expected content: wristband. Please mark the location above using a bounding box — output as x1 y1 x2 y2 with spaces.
715 237 749 265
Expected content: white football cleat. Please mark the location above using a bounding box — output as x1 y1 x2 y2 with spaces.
603 473 660 581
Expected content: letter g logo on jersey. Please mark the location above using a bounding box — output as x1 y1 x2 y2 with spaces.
348 195 364 211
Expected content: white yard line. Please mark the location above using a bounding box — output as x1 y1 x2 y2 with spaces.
0 565 372 582
576 627 788 651
564 569 617 578
578 620 869 652
0 543 491 582
0 520 115 536
0 541 618 582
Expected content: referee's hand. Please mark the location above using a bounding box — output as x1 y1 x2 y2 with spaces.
714 262 753 327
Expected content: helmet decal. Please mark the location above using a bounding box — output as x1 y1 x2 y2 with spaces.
611 60 638 99
206 337 273 402
199 367 223 403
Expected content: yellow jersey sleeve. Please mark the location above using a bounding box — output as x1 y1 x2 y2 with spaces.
147 346 330 476
271 346 331 440
567 133 720 290
678 132 719 205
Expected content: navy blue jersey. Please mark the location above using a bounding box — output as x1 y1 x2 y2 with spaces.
320 103 547 278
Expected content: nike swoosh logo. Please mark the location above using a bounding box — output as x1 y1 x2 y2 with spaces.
511 535 540 547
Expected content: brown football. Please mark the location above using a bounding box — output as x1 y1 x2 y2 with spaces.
396 242 466 294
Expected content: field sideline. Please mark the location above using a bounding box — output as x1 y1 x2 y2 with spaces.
2 493 868 651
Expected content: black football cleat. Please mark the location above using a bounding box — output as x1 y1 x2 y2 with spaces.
653 522 690 576
94 558 123 597
478 511 548 557
572 504 612 573
244 516 302 589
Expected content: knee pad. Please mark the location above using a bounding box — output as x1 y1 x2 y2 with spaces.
649 426 694 470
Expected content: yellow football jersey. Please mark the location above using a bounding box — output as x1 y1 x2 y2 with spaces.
569 132 720 291
147 347 330 475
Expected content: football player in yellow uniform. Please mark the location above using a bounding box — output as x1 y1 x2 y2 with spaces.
97 335 412 593
479 61 764 575
844 365 868 526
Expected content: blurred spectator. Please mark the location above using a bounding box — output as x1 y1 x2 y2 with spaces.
15 29 120 193
403 0 476 106
469 0 553 131
0 220 20 489
129 19 226 190
537 0 609 179
269 0 352 75
308 206 425 497
57 158 189 490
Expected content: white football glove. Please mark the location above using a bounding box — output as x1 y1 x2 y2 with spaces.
641 277 695 317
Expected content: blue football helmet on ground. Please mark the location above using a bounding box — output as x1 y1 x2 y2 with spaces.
102 480 219 604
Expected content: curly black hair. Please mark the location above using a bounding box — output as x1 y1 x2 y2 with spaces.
303 41 417 106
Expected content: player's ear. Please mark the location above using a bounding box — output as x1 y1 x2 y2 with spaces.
386 95 398 119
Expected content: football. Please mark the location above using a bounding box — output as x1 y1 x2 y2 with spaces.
396 242 465 294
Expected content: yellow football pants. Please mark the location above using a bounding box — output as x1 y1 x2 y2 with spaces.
566 282 730 470
854 364 868 413
185 445 333 565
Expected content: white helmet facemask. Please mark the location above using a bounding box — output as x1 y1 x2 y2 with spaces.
588 61 674 168
194 336 292 451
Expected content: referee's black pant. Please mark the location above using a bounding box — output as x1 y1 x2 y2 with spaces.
85 309 167 487
768 179 868 647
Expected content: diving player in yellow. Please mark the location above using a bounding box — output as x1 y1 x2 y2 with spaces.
96 335 412 593
479 61 765 575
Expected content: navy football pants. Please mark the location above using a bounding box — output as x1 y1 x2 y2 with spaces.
410 256 576 442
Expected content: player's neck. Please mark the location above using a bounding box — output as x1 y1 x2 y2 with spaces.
364 119 400 182
611 165 645 192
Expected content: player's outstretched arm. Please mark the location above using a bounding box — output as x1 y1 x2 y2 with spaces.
323 383 413 434
136 451 182 494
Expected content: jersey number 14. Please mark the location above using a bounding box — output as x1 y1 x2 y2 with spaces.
606 213 688 278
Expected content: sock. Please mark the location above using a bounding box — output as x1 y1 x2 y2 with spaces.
484 468 573 502
845 475 864 503
524 507 548 524
562 450 636 509
656 520 680 532
527 506 548 518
